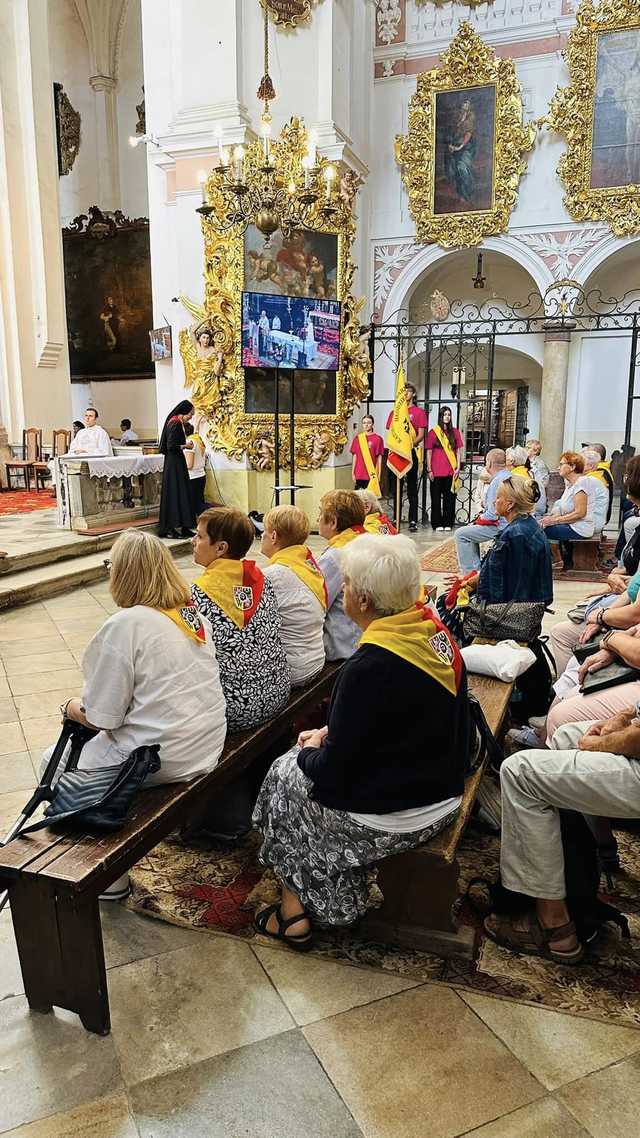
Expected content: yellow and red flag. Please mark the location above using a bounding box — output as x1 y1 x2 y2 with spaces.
386 364 413 479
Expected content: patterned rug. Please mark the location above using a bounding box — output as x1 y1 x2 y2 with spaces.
0 489 55 515
128 822 640 1030
420 538 460 573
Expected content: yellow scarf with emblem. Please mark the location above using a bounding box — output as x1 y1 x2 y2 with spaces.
364 511 397 536
193 558 264 630
360 603 462 696
328 525 366 550
269 544 327 610
160 604 207 644
356 432 382 498
511 465 531 479
433 425 461 492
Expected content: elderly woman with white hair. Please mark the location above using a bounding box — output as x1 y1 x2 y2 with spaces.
252 534 469 950
506 445 546 516
582 447 611 533
355 488 398 535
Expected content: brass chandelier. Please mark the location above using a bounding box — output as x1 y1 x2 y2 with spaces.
197 4 338 238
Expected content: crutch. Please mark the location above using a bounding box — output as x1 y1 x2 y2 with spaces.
0 719 92 913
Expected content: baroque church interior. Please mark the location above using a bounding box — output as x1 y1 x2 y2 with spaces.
2 1 640 1136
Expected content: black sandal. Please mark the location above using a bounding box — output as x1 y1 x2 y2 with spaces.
254 903 314 952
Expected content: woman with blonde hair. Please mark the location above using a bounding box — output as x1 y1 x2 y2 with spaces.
261 504 327 686
51 530 227 895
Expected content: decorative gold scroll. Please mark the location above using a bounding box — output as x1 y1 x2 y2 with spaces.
395 22 536 249
549 0 640 237
179 118 370 471
260 0 312 29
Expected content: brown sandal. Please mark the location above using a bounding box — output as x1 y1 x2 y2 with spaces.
484 911 584 964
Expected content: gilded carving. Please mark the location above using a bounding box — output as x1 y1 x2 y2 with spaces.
180 118 370 471
53 83 81 176
260 0 312 28
548 0 640 237
395 22 536 249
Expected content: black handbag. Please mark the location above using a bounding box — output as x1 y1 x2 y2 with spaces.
463 599 546 645
23 734 161 833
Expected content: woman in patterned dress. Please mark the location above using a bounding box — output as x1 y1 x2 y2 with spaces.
252 534 469 950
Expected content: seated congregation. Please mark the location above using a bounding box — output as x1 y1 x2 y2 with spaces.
42 444 637 965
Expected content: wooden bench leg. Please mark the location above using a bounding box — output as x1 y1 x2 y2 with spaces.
359 851 474 959
9 878 110 1034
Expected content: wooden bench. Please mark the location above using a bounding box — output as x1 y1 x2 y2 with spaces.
550 535 602 573
0 663 341 1035
360 671 513 958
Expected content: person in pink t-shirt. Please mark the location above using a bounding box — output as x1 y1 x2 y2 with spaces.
426 405 464 531
385 384 428 532
350 414 385 489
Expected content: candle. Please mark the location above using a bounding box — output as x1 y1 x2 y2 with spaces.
307 128 317 168
324 164 335 201
220 147 229 169
233 145 245 183
197 169 207 205
261 120 271 164
302 155 311 191
217 131 224 163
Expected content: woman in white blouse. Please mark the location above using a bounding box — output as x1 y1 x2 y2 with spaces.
539 450 598 569
57 530 227 786
261 505 327 686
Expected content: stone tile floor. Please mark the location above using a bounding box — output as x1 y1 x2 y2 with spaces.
0 530 635 1137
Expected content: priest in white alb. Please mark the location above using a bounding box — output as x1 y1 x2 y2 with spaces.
68 408 114 456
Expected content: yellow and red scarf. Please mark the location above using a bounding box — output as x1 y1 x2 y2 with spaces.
161 603 207 644
364 511 397 536
356 432 382 498
269 544 328 610
361 602 463 696
328 525 366 550
193 558 264 630
510 464 531 479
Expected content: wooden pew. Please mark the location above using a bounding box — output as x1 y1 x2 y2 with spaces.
360 672 513 958
0 663 341 1035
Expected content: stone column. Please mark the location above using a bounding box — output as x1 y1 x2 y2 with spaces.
539 321 574 469
89 74 121 211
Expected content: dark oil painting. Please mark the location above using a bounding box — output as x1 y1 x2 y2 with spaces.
244 367 337 416
591 28 640 190
62 223 153 380
434 84 496 216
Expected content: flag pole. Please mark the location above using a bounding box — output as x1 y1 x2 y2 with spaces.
395 474 402 530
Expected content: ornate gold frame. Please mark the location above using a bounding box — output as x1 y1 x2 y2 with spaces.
395 22 536 249
549 0 640 237
179 119 369 471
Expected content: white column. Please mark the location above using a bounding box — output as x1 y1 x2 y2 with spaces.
539 321 574 468
89 74 121 210
0 0 71 443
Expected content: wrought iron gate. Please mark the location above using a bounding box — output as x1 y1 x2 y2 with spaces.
367 285 640 526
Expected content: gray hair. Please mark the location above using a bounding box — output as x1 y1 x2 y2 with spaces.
342 534 420 616
354 488 380 515
581 447 600 472
506 445 528 467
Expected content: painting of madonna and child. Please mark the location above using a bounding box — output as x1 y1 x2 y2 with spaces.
241 291 341 371
590 28 640 191
244 225 339 299
433 84 496 216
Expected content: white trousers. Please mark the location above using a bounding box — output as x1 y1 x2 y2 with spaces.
500 721 640 900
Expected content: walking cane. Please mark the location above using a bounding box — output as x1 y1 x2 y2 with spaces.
0 718 89 913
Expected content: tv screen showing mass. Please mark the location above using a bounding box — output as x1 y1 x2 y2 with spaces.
241 291 341 371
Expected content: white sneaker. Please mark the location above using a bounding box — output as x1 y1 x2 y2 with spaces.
444 526 453 531
528 715 547 730
506 726 543 749
99 872 131 902
437 526 445 532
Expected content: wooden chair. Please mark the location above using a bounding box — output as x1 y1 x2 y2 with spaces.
33 429 71 491
5 428 42 492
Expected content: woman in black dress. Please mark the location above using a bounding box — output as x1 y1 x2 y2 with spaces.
158 400 196 538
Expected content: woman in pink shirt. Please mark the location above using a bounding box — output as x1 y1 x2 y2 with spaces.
350 414 384 489
426 406 464 531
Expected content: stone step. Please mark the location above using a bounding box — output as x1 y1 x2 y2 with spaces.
0 537 192 611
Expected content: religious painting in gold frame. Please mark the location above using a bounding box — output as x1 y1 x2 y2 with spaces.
395 22 535 248
179 119 369 471
549 0 640 236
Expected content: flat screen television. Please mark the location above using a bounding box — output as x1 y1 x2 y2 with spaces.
241 291 341 371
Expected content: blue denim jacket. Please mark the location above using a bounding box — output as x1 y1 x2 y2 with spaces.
477 514 553 606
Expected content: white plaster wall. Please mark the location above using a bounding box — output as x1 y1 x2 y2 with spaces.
71 377 157 437
117 0 148 219
48 0 98 226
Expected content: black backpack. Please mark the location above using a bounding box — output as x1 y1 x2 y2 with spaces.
467 809 630 946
